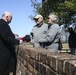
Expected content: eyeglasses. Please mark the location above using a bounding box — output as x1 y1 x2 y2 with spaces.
34 18 39 22
47 17 50 19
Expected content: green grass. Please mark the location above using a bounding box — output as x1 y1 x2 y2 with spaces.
9 72 13 75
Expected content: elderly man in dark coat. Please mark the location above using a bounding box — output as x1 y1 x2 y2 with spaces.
0 11 22 75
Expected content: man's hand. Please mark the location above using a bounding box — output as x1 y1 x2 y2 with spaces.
20 39 23 44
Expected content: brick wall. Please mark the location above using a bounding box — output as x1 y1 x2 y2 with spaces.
16 44 76 75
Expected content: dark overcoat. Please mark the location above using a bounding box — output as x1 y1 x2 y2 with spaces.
0 19 19 75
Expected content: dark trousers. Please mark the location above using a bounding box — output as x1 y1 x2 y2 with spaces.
6 72 16 75
70 48 76 54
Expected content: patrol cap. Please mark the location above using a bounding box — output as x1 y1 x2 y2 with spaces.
34 14 43 19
